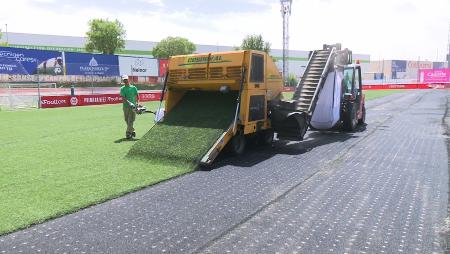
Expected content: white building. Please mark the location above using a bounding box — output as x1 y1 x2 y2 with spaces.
1 32 371 79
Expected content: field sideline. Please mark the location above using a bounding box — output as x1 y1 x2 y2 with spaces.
0 90 405 235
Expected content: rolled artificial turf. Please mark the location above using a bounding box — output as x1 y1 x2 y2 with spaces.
127 90 238 167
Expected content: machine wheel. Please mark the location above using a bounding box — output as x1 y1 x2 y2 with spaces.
259 129 274 145
299 116 308 139
343 103 358 131
230 132 246 155
358 105 366 125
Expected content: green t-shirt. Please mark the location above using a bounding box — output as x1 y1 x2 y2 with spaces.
120 85 138 106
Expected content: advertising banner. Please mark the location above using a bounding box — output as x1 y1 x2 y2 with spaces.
119 56 158 77
139 92 162 101
407 61 433 70
41 92 162 108
40 95 71 108
391 60 406 79
65 52 119 76
419 68 450 83
159 59 169 77
0 46 64 75
0 57 27 75
362 83 450 90
70 94 123 106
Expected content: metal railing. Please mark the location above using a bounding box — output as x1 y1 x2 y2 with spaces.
307 47 336 113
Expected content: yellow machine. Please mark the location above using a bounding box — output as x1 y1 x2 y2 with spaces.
162 44 357 166
165 50 297 165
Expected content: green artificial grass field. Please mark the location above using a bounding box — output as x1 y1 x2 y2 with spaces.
362 89 406 100
128 91 237 166
0 101 194 235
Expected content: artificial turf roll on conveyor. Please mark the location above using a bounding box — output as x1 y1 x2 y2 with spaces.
127 90 238 167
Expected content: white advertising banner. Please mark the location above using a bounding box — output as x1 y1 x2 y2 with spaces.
119 56 158 77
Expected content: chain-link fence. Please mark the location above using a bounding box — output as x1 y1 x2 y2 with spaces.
0 73 162 110
0 46 166 110
0 72 122 110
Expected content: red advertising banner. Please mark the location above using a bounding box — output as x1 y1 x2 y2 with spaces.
419 69 450 83
41 92 162 108
40 96 71 108
139 92 162 101
362 83 450 90
71 94 123 106
159 59 169 77
40 83 450 109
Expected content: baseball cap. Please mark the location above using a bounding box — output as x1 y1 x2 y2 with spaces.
121 75 129 81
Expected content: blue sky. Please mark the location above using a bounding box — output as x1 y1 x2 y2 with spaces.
1 0 449 61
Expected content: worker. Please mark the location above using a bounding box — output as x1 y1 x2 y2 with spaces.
120 75 139 139
343 72 352 94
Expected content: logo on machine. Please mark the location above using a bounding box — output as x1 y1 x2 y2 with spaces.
187 55 223 64
181 55 231 66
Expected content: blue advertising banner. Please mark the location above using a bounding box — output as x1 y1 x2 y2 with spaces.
65 52 119 76
0 56 27 75
0 46 64 75
391 60 406 79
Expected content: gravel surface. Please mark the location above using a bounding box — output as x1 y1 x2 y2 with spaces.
0 90 448 254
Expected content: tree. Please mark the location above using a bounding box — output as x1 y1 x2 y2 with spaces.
288 73 298 87
0 30 7 46
238 34 271 53
85 19 126 54
151 37 196 58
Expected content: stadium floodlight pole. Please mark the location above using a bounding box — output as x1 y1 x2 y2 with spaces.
280 0 292 87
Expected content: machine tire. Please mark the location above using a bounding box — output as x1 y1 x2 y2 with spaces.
299 116 308 139
358 105 366 125
343 103 358 131
259 129 274 145
230 132 246 155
